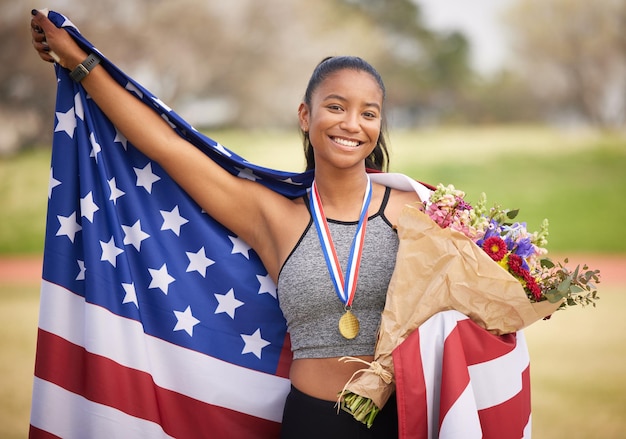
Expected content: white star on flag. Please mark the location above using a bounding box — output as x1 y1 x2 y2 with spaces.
59 15 76 28
186 247 215 277
256 274 277 298
229 235 251 259
154 97 172 112
56 211 82 243
235 166 259 182
281 177 303 185
76 260 86 281
55 107 77 138
89 133 101 163
125 81 143 98
74 92 84 120
49 168 61 199
241 329 271 359
122 220 150 251
100 236 124 267
113 127 128 149
122 283 138 308
80 191 99 223
161 114 176 129
173 306 200 336
160 206 189 236
134 162 161 193
214 142 231 157
148 263 175 295
214 288 244 319
107 177 125 204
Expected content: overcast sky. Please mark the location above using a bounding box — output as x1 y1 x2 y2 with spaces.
417 0 515 75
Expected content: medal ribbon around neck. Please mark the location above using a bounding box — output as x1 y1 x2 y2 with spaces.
309 175 373 309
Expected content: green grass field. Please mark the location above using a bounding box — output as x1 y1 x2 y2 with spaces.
1 126 625 438
2 125 625 254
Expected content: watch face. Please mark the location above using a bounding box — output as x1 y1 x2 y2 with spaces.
70 55 100 82
70 64 89 82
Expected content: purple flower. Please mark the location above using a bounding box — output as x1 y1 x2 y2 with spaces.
514 237 535 259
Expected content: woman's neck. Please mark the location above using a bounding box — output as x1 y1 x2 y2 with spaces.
312 168 370 220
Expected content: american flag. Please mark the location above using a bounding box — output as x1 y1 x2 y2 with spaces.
29 11 308 439
30 11 532 439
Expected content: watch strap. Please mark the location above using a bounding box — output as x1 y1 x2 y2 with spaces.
70 53 101 83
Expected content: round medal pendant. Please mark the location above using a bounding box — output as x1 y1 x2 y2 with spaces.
338 310 360 339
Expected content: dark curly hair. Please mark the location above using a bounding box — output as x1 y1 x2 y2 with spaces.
301 56 390 172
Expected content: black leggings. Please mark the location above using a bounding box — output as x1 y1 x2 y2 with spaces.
280 385 398 439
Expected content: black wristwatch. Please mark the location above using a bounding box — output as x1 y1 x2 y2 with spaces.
69 53 101 83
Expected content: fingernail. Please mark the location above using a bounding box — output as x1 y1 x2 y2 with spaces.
31 9 39 16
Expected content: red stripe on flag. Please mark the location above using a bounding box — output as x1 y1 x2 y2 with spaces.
33 329 281 439
455 318 518 364
478 366 531 438
438 323 472 426
393 328 429 439
28 425 62 439
276 333 292 378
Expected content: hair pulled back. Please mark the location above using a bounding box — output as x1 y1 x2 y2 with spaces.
301 56 390 172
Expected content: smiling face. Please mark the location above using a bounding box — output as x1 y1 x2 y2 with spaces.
298 68 384 171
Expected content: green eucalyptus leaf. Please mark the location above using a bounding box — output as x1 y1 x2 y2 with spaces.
557 277 572 293
506 209 520 220
545 289 566 303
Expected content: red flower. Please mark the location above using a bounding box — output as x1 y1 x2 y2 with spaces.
507 254 543 301
482 236 507 262
524 273 543 301
507 253 524 275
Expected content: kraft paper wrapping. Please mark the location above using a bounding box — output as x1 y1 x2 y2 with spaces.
344 204 562 410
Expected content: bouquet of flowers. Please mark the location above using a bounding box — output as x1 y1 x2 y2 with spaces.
339 183 600 428
420 184 600 308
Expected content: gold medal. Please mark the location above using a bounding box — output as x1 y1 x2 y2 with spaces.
338 310 360 339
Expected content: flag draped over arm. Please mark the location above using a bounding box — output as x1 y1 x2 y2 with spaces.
30 11 532 439
29 11 309 439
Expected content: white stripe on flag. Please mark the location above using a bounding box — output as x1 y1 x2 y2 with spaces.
438 383 482 439
418 310 464 438
468 330 529 409
37 280 290 422
31 377 175 439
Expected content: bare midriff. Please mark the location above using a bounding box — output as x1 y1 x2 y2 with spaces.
289 355 375 401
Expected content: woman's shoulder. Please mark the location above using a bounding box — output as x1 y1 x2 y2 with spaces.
376 184 422 226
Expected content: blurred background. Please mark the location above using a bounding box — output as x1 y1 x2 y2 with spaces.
1 0 625 438
2 0 625 153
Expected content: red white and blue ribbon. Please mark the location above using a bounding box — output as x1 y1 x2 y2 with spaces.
309 176 372 308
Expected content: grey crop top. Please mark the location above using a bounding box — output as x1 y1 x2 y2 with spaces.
277 187 399 359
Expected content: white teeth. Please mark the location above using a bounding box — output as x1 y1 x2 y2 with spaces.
333 137 359 147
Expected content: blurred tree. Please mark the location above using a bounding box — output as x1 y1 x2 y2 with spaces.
5 0 477 152
0 2 54 153
504 0 626 127
455 72 544 124
340 0 473 125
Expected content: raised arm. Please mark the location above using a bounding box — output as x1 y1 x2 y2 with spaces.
30 10 296 277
